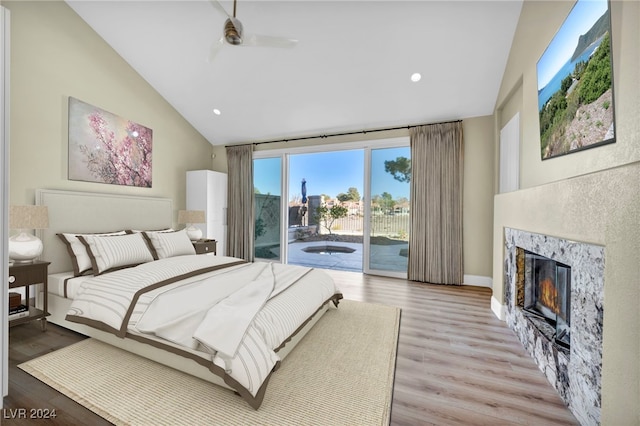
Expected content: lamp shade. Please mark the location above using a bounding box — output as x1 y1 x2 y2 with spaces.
9 205 49 263
178 210 205 241
178 210 205 224
9 205 49 229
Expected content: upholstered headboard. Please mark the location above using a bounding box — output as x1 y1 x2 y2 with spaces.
35 189 173 274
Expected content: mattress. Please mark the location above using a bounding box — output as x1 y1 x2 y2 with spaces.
48 272 87 299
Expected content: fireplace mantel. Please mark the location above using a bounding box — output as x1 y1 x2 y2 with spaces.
504 228 604 426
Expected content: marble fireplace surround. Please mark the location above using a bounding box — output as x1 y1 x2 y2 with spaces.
504 228 604 426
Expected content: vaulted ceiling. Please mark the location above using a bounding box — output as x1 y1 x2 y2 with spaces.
67 0 523 146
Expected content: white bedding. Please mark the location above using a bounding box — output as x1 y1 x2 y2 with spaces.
64 254 341 408
48 272 89 299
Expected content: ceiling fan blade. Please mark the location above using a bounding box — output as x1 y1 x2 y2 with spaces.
243 34 298 49
208 0 232 19
208 37 224 62
209 0 242 36
207 0 297 53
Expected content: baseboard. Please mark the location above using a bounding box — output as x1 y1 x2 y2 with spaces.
463 274 493 288
491 296 506 321
460 276 505 320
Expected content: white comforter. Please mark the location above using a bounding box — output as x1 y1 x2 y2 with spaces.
66 255 339 401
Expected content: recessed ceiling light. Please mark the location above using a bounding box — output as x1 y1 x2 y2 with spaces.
213 109 221 116
411 73 421 82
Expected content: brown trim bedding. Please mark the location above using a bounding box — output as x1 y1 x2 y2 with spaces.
274 293 344 353
124 293 342 409
64 256 342 409
66 260 246 337
63 276 72 299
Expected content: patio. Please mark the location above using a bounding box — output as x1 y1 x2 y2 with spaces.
268 237 408 273
255 195 410 273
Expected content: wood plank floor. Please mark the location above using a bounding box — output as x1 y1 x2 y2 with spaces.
3 270 578 425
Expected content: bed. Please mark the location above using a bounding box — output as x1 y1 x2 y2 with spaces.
35 189 342 409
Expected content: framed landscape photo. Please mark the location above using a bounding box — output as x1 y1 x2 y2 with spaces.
68 97 153 187
536 0 615 160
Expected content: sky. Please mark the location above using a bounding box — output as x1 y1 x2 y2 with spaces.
253 147 411 203
536 0 609 89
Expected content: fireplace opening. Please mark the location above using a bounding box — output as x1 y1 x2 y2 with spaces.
523 250 571 349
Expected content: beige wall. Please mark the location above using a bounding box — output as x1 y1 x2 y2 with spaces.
496 0 639 190
493 1 640 423
462 116 494 278
4 0 214 222
493 164 640 425
253 118 496 280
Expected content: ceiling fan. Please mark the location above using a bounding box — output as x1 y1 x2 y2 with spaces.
208 0 298 62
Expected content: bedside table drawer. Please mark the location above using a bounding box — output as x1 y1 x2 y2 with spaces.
8 261 50 330
9 264 47 288
193 240 217 255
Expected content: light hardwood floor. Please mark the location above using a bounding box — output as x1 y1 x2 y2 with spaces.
331 270 578 425
4 270 578 425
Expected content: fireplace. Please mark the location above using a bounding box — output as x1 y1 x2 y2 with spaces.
505 228 604 426
523 250 571 349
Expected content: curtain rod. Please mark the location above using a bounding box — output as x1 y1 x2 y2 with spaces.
226 119 462 148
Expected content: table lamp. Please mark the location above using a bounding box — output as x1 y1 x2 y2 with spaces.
9 205 49 263
178 209 205 241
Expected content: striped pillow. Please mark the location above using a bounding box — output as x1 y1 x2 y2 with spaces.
78 233 155 275
57 231 127 276
128 228 174 234
143 229 196 259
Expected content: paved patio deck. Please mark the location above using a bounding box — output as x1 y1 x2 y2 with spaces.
285 240 408 273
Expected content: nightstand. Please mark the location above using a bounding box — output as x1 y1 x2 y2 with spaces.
8 260 50 331
192 239 217 255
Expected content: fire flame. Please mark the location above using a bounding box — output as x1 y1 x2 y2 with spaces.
539 278 560 313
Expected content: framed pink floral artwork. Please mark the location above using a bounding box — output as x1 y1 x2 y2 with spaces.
68 97 153 187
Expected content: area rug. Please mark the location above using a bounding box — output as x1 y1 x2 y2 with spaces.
19 299 400 426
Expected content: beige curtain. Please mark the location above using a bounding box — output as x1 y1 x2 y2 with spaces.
226 144 254 261
408 122 464 285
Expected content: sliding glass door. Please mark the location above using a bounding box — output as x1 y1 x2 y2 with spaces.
287 150 364 272
253 157 282 262
253 137 409 279
364 146 410 277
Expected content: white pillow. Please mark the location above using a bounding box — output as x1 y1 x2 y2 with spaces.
57 231 127 276
143 229 196 259
129 228 174 234
78 233 155 275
